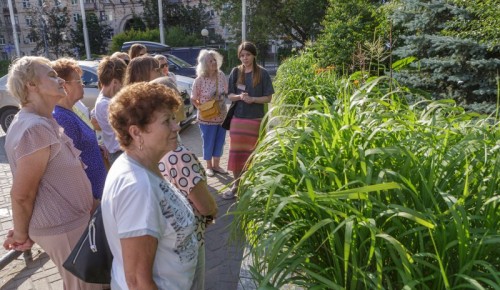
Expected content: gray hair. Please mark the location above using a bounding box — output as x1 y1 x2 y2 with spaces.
7 56 51 106
195 49 223 77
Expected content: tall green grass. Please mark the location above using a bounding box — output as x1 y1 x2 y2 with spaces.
232 75 500 289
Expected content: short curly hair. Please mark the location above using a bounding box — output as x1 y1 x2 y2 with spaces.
7 56 51 106
51 57 82 81
109 82 180 148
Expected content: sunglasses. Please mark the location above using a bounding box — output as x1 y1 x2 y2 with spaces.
160 63 168 69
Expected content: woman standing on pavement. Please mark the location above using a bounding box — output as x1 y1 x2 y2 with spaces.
94 56 127 165
102 82 198 290
223 41 274 199
153 77 218 290
2 56 101 290
191 49 228 177
51 57 107 200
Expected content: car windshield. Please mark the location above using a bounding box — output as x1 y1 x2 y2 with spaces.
167 54 193 68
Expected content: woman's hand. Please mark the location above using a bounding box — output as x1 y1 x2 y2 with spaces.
241 93 255 104
3 229 34 251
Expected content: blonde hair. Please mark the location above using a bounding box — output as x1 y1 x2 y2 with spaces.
195 49 223 77
7 56 51 106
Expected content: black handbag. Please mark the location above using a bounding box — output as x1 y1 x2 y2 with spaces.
63 205 113 284
221 102 236 130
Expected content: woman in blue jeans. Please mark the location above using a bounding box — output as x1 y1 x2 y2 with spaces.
191 49 228 177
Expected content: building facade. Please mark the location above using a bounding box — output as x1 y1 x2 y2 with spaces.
0 0 226 60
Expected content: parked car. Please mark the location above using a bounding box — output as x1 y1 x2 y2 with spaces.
120 41 197 78
0 60 196 132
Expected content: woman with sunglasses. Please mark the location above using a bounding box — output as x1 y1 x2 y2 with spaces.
154 54 177 86
51 57 107 200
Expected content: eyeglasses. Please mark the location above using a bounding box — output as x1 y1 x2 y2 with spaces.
160 63 168 69
66 79 83 84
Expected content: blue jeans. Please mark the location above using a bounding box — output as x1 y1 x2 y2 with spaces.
199 123 226 160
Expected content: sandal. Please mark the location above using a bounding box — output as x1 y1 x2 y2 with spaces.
212 167 229 175
221 190 236 200
205 168 215 177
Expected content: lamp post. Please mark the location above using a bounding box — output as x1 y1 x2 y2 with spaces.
201 28 208 48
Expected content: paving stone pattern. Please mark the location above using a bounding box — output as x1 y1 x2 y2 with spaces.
0 122 255 290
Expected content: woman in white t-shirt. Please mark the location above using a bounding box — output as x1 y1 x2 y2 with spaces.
101 82 198 290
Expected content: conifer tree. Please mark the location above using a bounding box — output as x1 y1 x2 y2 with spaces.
390 0 499 104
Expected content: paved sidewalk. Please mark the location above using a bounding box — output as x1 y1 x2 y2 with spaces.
0 123 253 290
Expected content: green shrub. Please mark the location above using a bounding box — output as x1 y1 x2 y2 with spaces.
0 60 10 76
233 76 500 289
110 29 160 52
271 52 343 117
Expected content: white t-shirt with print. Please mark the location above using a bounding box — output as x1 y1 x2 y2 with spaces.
101 154 198 290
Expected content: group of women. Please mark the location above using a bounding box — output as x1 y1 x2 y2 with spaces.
2 41 273 289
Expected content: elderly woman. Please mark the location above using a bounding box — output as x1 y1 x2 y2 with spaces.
2 56 100 290
128 43 147 59
152 77 218 290
101 82 198 290
124 55 162 85
51 57 107 200
94 56 127 164
191 49 228 177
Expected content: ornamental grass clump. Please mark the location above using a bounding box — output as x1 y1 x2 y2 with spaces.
233 76 500 289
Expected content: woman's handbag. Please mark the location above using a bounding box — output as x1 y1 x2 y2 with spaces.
63 205 113 284
221 102 236 130
199 99 220 120
198 75 221 120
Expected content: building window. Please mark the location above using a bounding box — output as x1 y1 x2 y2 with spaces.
22 0 31 8
26 16 32 26
0 36 5 45
99 11 106 21
73 13 81 22
71 0 77 4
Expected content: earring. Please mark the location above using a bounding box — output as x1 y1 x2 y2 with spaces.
139 137 144 151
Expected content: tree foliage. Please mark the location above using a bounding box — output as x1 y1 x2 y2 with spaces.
311 0 387 71
445 0 500 49
70 13 113 57
390 0 500 104
142 1 211 41
28 5 72 58
210 0 328 46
